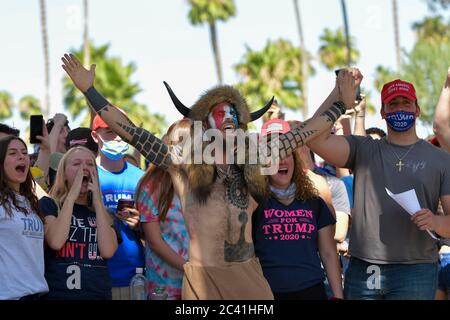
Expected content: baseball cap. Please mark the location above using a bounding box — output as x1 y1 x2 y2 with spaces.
92 108 127 131
381 79 417 105
261 119 291 137
66 127 99 155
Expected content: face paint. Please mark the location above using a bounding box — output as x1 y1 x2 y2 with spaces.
208 103 239 129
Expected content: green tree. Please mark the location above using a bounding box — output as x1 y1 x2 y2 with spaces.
425 0 450 11
412 15 450 44
63 42 167 136
0 91 43 121
19 95 42 120
318 28 360 71
374 16 450 124
0 91 13 119
187 0 236 84
234 39 314 118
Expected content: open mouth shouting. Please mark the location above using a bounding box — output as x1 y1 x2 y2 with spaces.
277 166 289 176
15 164 27 174
81 171 91 188
221 121 236 132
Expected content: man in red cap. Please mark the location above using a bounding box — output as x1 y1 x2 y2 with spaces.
91 112 145 300
306 78 450 300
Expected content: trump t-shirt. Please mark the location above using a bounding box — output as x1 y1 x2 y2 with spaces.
253 196 335 293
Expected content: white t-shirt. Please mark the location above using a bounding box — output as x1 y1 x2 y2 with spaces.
0 194 48 299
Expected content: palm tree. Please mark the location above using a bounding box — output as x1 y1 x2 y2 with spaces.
39 0 50 118
83 0 90 68
340 0 352 66
19 95 42 120
426 0 450 11
234 39 314 117
412 15 450 44
392 0 401 74
187 0 236 84
63 42 167 136
0 91 13 120
318 28 360 70
293 0 309 119
82 0 95 126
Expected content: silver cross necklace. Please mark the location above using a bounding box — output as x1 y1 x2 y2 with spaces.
389 140 419 172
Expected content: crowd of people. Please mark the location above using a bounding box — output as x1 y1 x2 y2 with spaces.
0 52 449 300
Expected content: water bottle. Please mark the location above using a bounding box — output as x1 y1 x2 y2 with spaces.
149 287 168 300
129 268 147 300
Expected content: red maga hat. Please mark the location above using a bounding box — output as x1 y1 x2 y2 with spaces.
381 79 417 105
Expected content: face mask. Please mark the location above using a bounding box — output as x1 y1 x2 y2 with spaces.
385 111 416 132
100 137 129 160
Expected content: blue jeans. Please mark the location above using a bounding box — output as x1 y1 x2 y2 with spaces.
438 253 450 295
344 257 438 300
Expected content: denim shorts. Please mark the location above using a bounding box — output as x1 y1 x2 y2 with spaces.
344 257 438 300
438 253 450 294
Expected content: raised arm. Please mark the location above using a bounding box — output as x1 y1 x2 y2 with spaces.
353 96 367 137
273 69 361 165
61 53 172 170
304 69 363 168
433 67 450 152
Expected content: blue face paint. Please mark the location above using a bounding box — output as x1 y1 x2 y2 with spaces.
229 107 239 128
385 111 416 132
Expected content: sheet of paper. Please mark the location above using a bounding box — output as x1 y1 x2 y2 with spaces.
385 188 439 240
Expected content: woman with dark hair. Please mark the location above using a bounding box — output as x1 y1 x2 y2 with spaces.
40 146 118 299
253 120 343 300
0 136 49 299
136 119 191 300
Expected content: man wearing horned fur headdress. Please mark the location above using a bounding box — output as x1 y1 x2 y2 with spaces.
62 53 361 299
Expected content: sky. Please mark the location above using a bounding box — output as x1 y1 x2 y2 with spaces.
0 0 448 141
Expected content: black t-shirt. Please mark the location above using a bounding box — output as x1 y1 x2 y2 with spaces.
253 196 335 293
40 196 112 300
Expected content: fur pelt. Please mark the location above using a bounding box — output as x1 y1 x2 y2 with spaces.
189 85 250 130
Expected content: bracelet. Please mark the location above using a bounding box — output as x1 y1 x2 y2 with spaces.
84 86 109 112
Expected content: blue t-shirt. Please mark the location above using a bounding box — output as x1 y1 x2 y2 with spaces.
98 162 145 287
253 197 336 293
40 196 112 300
341 175 354 209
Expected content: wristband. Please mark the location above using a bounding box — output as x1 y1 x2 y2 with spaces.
84 87 109 112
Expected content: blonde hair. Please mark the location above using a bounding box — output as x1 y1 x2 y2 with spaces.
49 146 98 208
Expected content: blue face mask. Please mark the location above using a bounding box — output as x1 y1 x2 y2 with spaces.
100 138 129 160
385 111 416 132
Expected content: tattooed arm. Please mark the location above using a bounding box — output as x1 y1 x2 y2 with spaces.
61 53 172 170
305 68 363 168
269 69 361 162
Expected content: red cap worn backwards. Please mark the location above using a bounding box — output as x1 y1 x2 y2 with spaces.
91 108 127 131
261 119 291 137
381 79 417 105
